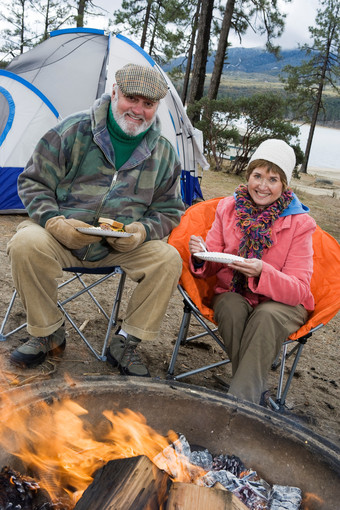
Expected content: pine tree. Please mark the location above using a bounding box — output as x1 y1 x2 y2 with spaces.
186 0 290 118
208 0 290 101
180 0 201 104
0 0 99 59
112 0 192 65
280 0 340 173
0 0 34 58
187 0 214 120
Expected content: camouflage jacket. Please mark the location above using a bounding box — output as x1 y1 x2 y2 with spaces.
18 94 185 261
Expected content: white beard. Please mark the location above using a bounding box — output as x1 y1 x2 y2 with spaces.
111 95 155 136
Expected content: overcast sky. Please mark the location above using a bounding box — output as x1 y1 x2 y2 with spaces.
0 0 320 60
88 0 320 49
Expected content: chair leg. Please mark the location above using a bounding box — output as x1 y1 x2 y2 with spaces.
188 307 225 350
58 270 126 362
167 299 230 380
58 305 105 360
59 273 115 318
280 343 305 407
167 306 192 377
99 271 126 359
274 336 309 409
0 269 126 362
0 290 27 341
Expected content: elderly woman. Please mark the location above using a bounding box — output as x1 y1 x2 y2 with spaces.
189 139 316 405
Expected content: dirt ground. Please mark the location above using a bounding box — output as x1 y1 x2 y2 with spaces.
0 169 339 449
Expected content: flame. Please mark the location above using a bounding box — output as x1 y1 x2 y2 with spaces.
302 492 324 510
0 380 206 507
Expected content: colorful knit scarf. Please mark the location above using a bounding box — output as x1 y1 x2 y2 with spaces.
230 184 293 294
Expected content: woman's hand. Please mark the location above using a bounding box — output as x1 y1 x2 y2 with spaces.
228 258 263 278
189 235 206 256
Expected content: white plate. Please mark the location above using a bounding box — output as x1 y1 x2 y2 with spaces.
76 227 132 238
195 252 245 264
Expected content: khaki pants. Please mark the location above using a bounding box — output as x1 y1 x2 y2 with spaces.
7 220 182 341
213 292 308 404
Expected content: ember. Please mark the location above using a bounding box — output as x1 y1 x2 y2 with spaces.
0 465 69 509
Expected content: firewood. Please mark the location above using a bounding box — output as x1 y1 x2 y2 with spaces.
166 481 249 510
74 455 170 510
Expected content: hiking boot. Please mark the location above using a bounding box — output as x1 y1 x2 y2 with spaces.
110 330 126 348
10 324 66 368
107 334 150 377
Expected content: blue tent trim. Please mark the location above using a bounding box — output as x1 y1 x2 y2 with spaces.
50 28 105 37
0 167 25 211
181 170 204 206
0 70 59 118
0 86 15 147
116 34 155 66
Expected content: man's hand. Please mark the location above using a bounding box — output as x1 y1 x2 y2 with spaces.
107 222 146 252
45 216 99 249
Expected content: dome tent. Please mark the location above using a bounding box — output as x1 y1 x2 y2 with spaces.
0 27 208 213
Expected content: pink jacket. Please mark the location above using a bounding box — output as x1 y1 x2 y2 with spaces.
190 196 316 311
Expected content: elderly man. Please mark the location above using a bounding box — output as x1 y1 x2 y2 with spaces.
7 63 185 377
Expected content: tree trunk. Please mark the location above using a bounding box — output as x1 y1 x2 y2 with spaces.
181 0 201 105
43 0 50 41
20 0 26 54
208 0 235 100
140 0 153 49
76 0 87 27
300 88 321 174
148 0 162 56
300 41 331 173
187 0 214 121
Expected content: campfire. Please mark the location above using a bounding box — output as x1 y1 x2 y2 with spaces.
0 392 303 509
0 375 338 509
0 384 317 510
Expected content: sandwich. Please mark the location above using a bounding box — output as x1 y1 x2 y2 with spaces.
98 217 125 232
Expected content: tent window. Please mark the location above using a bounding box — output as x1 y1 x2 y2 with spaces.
0 87 14 146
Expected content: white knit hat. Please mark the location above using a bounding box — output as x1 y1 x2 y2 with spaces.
248 139 296 184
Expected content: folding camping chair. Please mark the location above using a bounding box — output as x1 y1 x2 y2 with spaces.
167 197 340 410
0 266 126 361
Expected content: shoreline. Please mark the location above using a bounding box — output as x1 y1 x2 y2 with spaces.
305 166 340 183
293 168 340 200
295 121 340 131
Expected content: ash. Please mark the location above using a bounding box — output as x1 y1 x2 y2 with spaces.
163 434 302 510
0 466 71 510
269 486 303 509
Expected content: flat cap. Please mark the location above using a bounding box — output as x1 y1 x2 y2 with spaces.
115 64 168 101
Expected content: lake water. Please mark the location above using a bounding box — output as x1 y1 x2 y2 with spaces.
235 117 340 179
293 124 340 179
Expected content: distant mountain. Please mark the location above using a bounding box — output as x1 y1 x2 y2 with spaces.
165 47 309 76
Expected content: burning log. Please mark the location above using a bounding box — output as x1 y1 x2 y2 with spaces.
74 455 249 510
167 482 248 509
73 432 304 510
74 455 170 510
